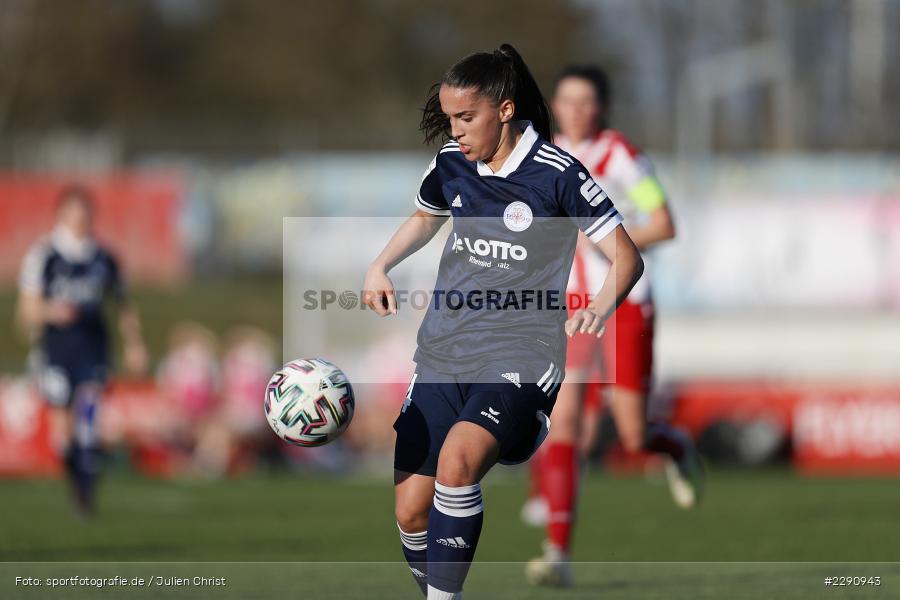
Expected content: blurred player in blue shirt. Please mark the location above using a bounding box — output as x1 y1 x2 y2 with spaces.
16 186 147 516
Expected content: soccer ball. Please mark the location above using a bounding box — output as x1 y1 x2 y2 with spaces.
264 358 355 447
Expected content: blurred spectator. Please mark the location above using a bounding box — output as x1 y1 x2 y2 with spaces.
156 321 219 454
193 326 277 476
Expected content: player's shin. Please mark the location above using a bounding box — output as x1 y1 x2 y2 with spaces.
398 524 429 597
544 441 578 554
427 482 483 598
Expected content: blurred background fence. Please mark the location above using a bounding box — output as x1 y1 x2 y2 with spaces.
1 0 899 479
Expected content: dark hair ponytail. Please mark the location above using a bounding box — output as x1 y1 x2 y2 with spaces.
420 43 553 144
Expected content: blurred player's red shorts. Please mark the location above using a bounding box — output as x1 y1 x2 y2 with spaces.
565 297 654 409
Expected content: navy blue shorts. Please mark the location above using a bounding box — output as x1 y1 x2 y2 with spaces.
393 360 562 477
31 350 108 408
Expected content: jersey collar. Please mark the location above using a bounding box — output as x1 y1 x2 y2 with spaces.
51 225 97 263
476 121 538 178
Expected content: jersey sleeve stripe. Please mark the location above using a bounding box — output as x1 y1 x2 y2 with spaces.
532 155 566 172
535 149 571 169
586 211 624 244
583 206 617 236
584 208 619 236
539 144 573 165
415 195 451 216
416 193 446 211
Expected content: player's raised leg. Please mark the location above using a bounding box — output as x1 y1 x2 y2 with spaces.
427 421 498 599
607 386 704 508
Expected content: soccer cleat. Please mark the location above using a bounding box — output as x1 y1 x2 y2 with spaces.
519 496 548 527
664 438 705 509
525 541 574 588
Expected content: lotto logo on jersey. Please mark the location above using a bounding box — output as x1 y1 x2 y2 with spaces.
451 232 527 261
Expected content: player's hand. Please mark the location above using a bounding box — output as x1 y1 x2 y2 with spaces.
44 300 77 326
124 340 149 376
362 265 397 317
564 308 606 338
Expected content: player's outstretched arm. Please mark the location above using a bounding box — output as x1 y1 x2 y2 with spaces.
363 209 448 316
565 224 644 337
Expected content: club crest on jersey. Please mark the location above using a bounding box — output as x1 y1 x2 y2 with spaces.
503 201 533 232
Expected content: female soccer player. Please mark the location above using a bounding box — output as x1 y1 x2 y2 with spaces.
16 186 147 515
363 45 643 599
523 65 703 587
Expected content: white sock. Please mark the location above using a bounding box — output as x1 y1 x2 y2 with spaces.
427 585 463 599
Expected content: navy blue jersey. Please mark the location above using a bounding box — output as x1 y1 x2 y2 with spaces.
19 232 125 367
412 122 623 378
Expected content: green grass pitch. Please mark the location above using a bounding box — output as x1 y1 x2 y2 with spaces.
1 469 898 599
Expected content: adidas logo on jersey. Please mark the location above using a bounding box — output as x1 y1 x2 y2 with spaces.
436 537 470 549
452 195 463 207
501 372 521 388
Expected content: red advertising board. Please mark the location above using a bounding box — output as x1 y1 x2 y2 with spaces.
671 381 900 475
0 378 59 477
0 377 186 478
3 377 899 477
793 391 900 475
0 172 185 285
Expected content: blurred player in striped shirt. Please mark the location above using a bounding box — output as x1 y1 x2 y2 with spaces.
524 65 704 587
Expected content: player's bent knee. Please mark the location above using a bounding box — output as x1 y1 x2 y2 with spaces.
393 470 434 532
435 452 478 488
435 421 498 486
395 505 429 534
